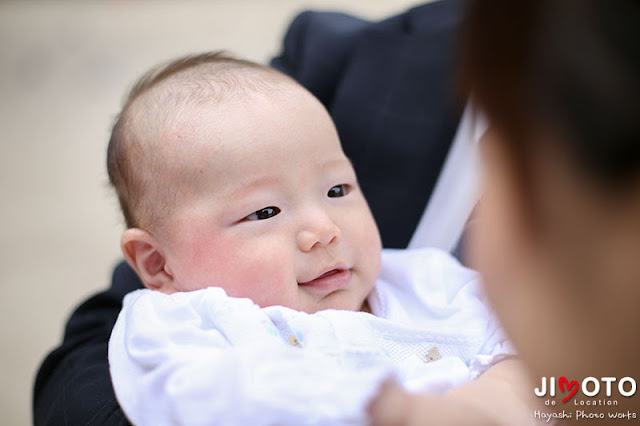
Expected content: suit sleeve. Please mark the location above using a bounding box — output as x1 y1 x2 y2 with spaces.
33 262 142 426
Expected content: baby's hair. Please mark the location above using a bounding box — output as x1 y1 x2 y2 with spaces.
107 51 293 230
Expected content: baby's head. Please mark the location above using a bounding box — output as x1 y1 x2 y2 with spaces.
108 52 382 314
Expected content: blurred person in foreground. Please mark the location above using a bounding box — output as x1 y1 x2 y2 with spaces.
371 0 640 423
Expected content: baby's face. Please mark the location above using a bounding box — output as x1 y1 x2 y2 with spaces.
155 86 382 313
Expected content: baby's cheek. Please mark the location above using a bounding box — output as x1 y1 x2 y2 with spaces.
354 208 382 263
206 235 295 307
175 233 244 290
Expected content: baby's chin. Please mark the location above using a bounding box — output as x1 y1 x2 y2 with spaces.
294 293 371 314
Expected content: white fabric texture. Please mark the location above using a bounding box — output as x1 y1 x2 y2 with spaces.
109 248 514 425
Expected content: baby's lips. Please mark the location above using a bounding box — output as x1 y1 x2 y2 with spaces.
298 262 349 285
298 268 352 294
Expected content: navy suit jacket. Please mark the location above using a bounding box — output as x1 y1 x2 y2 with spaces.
33 2 465 424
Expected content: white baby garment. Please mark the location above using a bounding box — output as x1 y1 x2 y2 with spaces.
108 248 514 425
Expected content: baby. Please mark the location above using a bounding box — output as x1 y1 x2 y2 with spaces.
107 52 531 425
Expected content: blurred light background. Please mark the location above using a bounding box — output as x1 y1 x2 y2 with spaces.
0 0 427 424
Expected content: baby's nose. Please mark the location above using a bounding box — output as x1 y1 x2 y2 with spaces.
296 213 341 252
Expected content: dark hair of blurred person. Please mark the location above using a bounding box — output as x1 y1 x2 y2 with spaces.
461 0 640 414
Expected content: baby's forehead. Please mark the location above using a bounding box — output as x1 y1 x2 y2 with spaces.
130 66 301 143
128 63 335 180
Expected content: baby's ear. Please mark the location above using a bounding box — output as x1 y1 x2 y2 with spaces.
121 228 176 293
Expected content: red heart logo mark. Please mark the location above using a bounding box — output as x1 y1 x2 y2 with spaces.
559 377 579 402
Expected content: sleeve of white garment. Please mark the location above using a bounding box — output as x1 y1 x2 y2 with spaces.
108 288 392 426
457 263 517 379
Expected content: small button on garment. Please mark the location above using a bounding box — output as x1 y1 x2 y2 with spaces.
288 335 302 347
425 346 442 362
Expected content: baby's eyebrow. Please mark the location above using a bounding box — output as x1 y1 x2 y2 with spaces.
345 156 354 168
222 174 283 199
322 156 355 170
222 156 355 199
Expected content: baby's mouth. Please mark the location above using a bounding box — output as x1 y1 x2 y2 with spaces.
298 267 352 294
314 269 341 280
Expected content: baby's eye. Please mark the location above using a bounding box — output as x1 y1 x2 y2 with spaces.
245 206 281 221
327 184 348 198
